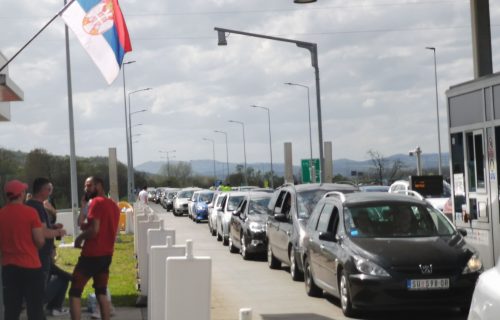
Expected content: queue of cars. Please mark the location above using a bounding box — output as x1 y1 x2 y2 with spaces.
152 182 486 318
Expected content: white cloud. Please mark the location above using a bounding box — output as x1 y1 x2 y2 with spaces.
0 0 497 168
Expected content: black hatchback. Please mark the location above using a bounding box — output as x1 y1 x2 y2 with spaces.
303 192 482 317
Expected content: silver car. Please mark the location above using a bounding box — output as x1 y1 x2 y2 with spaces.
216 191 246 245
208 192 223 235
173 187 201 216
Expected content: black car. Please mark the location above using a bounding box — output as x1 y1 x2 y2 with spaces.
228 191 273 259
266 183 359 281
303 192 482 317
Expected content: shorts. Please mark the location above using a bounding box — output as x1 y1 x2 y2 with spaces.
69 255 112 298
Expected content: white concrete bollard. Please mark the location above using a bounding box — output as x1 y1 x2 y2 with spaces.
133 213 148 256
240 308 252 320
165 240 212 320
148 236 186 320
147 224 176 254
137 215 160 295
125 207 134 234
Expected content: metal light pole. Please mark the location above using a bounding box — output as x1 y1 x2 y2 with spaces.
159 150 176 177
228 120 248 186
122 60 136 202
285 82 315 183
129 110 146 172
128 88 151 198
294 0 316 3
203 138 217 180
215 27 325 182
425 47 443 176
250 105 274 189
214 130 230 181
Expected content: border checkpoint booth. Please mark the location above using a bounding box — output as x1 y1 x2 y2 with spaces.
0 51 25 320
446 0 500 270
447 74 500 270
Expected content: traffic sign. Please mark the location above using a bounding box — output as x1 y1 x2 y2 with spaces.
301 159 320 183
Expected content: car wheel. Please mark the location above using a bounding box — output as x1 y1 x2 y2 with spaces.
241 235 251 260
222 235 229 246
229 237 238 253
340 270 356 317
216 231 222 241
290 248 304 281
211 224 217 236
304 256 321 297
267 243 280 269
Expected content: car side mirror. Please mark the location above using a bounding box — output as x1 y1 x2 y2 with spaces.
319 231 337 242
457 228 467 237
274 213 287 222
232 210 241 217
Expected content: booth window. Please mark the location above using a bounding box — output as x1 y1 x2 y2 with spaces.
466 131 485 192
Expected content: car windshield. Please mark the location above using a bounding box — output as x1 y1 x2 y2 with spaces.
178 191 194 198
248 196 272 215
167 193 176 199
199 193 214 202
296 189 355 219
344 202 456 238
227 196 245 211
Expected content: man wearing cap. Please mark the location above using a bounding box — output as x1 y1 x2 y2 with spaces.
69 177 120 320
0 180 46 320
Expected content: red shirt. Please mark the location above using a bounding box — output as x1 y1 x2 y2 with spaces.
0 203 42 268
82 196 120 257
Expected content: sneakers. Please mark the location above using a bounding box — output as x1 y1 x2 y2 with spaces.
48 308 70 316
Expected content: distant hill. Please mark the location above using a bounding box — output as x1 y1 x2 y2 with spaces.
136 152 450 178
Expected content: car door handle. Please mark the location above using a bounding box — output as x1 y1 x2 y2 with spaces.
286 231 291 236
320 244 325 250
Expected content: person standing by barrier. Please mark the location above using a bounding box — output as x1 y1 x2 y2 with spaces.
137 185 148 205
26 178 67 298
69 176 120 320
0 180 45 320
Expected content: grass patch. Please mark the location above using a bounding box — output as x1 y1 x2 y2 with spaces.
55 234 138 306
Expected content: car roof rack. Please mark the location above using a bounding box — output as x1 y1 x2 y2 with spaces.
323 191 346 202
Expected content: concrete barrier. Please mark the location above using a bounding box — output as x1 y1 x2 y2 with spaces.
56 210 75 236
165 240 211 320
148 236 185 320
137 215 160 296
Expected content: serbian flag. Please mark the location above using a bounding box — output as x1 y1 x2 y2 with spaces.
60 0 132 84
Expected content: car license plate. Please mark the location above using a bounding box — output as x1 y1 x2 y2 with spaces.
407 278 449 290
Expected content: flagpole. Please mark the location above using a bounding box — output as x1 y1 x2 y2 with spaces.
0 0 76 73
64 0 79 236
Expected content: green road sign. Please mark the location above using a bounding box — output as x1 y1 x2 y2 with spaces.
301 158 320 183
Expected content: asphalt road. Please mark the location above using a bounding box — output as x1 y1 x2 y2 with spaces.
150 203 468 320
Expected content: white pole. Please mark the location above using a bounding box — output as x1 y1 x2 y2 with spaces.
64 0 79 234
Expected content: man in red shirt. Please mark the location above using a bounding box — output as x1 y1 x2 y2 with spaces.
0 180 45 320
68 177 120 320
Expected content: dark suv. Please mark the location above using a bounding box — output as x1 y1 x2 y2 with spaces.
266 183 359 281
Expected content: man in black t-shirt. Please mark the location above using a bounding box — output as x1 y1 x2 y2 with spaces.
26 178 66 313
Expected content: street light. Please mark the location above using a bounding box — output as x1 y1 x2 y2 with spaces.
128 88 152 197
228 119 248 186
285 82 315 183
159 150 176 177
214 130 230 181
203 138 217 180
250 105 274 189
215 27 325 183
425 46 443 176
294 0 317 3
122 60 135 202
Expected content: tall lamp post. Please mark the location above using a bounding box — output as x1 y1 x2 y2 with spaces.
285 82 315 183
129 109 146 174
122 60 135 202
159 150 176 177
425 47 443 176
215 27 325 183
228 120 248 186
128 88 152 198
203 138 217 180
214 130 230 181
250 105 274 189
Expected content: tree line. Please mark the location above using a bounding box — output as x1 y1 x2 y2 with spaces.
0 147 442 208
